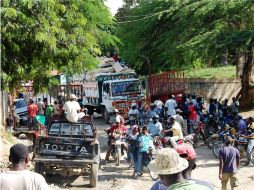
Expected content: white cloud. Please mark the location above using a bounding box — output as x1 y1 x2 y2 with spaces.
104 0 124 15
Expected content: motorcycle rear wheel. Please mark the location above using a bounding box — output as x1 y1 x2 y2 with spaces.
213 141 223 158
250 148 254 165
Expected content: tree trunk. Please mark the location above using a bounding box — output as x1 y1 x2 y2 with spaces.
236 46 254 108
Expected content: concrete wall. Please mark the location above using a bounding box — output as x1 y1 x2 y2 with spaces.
185 78 241 102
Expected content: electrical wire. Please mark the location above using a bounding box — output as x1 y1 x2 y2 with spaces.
115 8 170 24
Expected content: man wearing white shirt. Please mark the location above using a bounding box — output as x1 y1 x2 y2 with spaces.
0 143 50 190
165 95 177 117
63 94 81 122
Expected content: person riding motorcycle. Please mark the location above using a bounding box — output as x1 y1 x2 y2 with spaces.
109 109 125 125
164 116 183 142
148 115 163 137
105 117 127 162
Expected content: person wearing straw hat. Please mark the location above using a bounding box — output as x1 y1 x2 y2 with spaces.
149 148 210 190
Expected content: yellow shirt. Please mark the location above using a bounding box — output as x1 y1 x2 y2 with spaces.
249 123 254 130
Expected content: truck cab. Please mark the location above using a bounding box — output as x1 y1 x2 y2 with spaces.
84 72 144 122
101 79 144 119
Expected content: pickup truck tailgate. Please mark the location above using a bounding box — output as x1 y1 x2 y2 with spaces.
36 136 96 159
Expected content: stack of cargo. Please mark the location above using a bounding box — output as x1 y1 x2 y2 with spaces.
85 57 135 81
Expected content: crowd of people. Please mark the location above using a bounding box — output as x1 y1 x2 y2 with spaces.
104 93 254 190
2 93 254 190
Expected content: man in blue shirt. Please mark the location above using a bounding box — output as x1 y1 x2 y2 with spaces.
133 126 154 178
148 115 163 137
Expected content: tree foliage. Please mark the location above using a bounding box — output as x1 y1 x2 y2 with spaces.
1 0 118 93
116 0 254 75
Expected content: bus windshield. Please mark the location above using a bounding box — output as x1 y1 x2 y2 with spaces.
111 81 141 96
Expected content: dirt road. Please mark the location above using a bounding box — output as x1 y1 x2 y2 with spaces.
1 113 254 190
45 115 254 190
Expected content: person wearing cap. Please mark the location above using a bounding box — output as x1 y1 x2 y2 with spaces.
0 143 50 190
164 116 183 142
219 135 240 190
62 94 81 123
146 103 159 119
129 103 139 127
165 95 177 117
149 148 210 190
154 99 164 118
114 109 125 125
175 109 186 134
105 117 127 162
148 114 163 137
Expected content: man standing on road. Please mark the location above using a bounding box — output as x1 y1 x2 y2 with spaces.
165 95 177 117
244 125 254 166
0 143 50 190
27 99 38 130
219 136 240 190
36 98 45 116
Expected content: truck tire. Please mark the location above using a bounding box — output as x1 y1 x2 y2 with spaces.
34 162 44 175
90 164 98 187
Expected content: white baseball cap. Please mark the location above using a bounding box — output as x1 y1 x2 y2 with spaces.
70 94 78 99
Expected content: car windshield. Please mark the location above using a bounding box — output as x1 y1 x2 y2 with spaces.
111 81 140 96
49 123 93 136
15 100 27 108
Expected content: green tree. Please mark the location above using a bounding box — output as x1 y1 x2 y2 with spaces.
1 0 118 95
116 0 254 105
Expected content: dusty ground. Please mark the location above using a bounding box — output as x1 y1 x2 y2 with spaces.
1 111 254 190
47 114 254 190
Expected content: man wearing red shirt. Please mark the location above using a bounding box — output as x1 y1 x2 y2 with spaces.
27 99 38 130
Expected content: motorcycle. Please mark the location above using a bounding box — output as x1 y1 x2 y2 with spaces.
213 134 254 163
207 125 236 149
141 147 158 181
104 128 127 166
111 133 125 166
191 121 206 145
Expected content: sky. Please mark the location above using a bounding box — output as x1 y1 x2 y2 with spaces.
104 0 124 15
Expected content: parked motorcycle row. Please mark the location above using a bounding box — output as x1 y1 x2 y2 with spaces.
104 98 254 180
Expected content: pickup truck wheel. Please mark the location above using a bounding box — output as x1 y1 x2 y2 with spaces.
34 162 45 175
90 164 98 187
